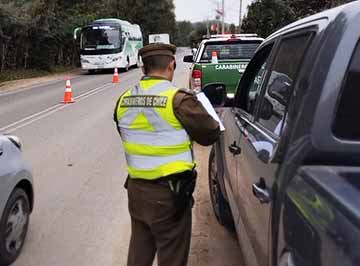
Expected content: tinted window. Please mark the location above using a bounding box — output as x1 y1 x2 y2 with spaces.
247 62 267 114
200 41 261 61
334 41 360 140
259 33 313 136
235 44 273 112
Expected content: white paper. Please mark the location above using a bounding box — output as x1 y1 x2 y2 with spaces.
196 92 225 131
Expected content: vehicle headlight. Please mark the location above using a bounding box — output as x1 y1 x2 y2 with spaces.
81 58 90 64
112 57 121 62
7 135 22 150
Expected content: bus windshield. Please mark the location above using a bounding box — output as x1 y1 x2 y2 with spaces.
81 26 121 50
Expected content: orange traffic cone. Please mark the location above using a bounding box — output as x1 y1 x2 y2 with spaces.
63 79 75 104
112 68 120 83
211 51 218 64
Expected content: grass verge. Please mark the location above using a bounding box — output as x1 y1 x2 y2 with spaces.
0 66 77 84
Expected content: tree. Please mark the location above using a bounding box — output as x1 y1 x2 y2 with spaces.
189 22 208 48
174 21 193 47
284 0 355 18
241 0 295 38
242 0 355 39
114 0 176 44
0 0 178 73
229 24 236 34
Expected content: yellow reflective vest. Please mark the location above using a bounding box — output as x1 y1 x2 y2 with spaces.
115 77 195 180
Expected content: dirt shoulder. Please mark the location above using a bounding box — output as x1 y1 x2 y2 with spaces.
0 69 82 94
189 144 244 266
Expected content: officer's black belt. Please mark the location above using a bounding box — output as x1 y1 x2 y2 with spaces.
131 170 194 185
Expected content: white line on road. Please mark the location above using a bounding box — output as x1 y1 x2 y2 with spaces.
0 82 114 134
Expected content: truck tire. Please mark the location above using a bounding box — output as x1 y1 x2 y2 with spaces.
0 189 30 266
208 147 234 230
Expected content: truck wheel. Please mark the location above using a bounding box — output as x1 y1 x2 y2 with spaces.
208 147 234 230
0 189 30 266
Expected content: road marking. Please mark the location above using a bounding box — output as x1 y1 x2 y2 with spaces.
0 68 141 133
0 82 114 134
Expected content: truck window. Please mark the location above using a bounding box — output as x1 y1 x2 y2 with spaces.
247 62 267 114
200 41 261 62
258 33 313 137
334 41 360 140
234 44 273 114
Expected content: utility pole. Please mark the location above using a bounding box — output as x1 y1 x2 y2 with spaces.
239 0 243 33
222 0 225 34
207 18 210 38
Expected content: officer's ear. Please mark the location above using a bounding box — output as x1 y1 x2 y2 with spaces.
168 59 176 72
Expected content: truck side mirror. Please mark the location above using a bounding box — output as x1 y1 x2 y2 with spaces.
183 55 194 63
202 83 227 107
260 98 273 120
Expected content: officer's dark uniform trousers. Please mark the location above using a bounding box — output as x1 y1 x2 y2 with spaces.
127 177 192 266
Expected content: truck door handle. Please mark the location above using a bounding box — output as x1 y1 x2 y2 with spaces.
252 178 271 204
0 148 3 156
228 141 241 155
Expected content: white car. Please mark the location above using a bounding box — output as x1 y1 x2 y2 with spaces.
0 135 33 266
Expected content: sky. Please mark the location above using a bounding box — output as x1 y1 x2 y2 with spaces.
174 0 253 24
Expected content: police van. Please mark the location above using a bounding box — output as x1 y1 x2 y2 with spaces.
183 34 263 96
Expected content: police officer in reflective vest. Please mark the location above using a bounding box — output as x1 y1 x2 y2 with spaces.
114 43 220 266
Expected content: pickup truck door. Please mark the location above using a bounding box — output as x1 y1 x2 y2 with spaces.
230 44 275 266
221 108 242 213
235 110 278 266
235 32 314 266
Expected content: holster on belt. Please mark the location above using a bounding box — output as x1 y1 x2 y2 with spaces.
166 169 197 218
124 170 197 218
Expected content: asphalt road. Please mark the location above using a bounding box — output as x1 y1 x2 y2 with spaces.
0 48 243 266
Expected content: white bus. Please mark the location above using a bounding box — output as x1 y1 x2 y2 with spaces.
74 19 143 73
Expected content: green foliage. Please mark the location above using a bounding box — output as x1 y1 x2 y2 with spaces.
242 0 355 38
173 21 193 47
189 22 208 47
284 0 355 18
241 0 295 38
0 0 177 73
173 20 237 48
229 24 236 34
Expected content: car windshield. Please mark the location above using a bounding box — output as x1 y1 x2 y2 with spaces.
81 26 121 50
200 41 261 61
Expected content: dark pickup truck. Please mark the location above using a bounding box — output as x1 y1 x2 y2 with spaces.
203 2 360 266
